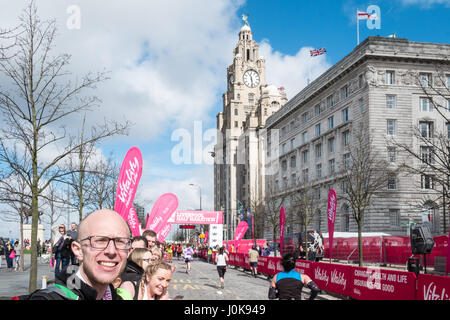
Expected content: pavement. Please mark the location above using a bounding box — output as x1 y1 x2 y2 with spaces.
0 254 55 299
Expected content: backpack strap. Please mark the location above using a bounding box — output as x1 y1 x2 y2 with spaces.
48 284 79 300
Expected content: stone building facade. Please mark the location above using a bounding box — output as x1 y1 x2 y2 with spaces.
264 36 450 238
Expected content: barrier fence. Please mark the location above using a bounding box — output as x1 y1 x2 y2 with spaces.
198 250 449 300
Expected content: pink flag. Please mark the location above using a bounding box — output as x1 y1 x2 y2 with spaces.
204 231 208 244
114 147 143 221
146 193 178 234
327 189 337 263
157 223 172 243
127 206 141 237
280 206 285 257
446 227 450 276
234 221 248 249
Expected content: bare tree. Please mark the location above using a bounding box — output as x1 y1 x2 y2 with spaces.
88 154 120 211
290 179 322 258
0 1 130 292
338 125 394 266
40 182 66 244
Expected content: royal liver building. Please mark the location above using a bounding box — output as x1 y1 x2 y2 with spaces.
213 20 287 241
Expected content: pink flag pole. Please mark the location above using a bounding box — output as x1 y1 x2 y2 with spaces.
280 206 285 258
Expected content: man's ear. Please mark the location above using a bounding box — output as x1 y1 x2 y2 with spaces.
72 241 83 262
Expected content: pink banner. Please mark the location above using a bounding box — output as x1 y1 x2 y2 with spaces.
157 223 172 243
327 189 337 262
234 221 248 249
146 193 178 234
280 206 285 257
127 206 141 237
167 210 223 224
114 147 143 221
310 262 352 297
446 228 450 276
204 231 208 244
417 274 450 300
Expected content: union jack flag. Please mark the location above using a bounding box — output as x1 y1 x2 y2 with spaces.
310 48 326 57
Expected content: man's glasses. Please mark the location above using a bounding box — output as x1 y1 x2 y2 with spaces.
80 236 132 251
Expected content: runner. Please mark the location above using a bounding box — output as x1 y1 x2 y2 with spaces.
215 247 228 289
176 244 182 260
183 244 194 274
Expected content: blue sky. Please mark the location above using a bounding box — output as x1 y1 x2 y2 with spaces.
0 0 449 239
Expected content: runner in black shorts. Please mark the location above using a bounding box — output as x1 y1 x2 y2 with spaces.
215 247 228 289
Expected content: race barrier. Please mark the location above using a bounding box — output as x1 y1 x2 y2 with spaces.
198 250 449 300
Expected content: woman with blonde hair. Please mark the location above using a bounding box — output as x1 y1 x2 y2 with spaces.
119 248 153 300
150 246 163 261
120 261 173 300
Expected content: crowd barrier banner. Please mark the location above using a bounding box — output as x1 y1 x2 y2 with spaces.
417 274 450 300
310 262 352 297
350 267 416 300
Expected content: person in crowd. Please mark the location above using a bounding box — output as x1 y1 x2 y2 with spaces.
166 244 173 263
142 230 157 250
215 247 228 289
176 244 182 260
207 247 213 264
248 245 259 277
183 244 194 274
53 224 71 276
5 240 14 271
150 246 163 262
119 261 172 300
14 241 21 271
24 209 131 300
119 248 153 300
129 236 148 256
0 241 4 268
270 253 320 300
66 222 78 265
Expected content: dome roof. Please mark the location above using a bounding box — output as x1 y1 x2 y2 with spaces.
240 24 251 32
263 84 281 96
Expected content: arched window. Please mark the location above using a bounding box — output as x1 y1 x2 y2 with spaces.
234 108 238 116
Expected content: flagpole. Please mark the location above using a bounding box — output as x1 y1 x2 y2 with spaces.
357 9 360 46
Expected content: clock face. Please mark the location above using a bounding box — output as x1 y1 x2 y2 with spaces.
243 69 260 88
229 74 234 85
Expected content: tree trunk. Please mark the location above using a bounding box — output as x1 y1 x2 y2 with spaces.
358 219 363 267
19 218 24 272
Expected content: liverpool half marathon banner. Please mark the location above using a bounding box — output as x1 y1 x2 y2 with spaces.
327 188 337 262
167 210 223 225
114 147 143 223
146 193 179 234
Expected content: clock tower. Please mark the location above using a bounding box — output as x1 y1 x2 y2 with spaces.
214 19 285 243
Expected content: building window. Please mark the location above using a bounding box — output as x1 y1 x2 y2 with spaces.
419 73 432 87
342 107 349 122
302 112 308 124
282 143 287 154
387 147 396 162
387 119 397 136
389 209 401 228
248 93 255 105
421 175 434 190
290 138 295 150
290 120 295 131
447 122 450 138
386 95 396 109
302 131 308 144
328 116 334 130
315 143 322 159
342 205 350 232
343 130 350 146
314 187 321 200
234 121 238 128
446 98 450 112
315 104 321 116
264 108 267 116
344 153 351 169
327 94 335 108
302 150 309 165
290 156 296 168
329 159 335 174
237 93 240 100
342 181 350 194
419 121 433 138
291 174 297 187
315 123 321 137
386 70 395 85
420 97 432 111
359 74 364 88
281 159 287 171
420 146 434 164
316 163 322 178
388 175 397 190
234 108 238 115
328 137 335 153
341 85 349 100
446 75 450 88
359 98 364 113
303 169 309 182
